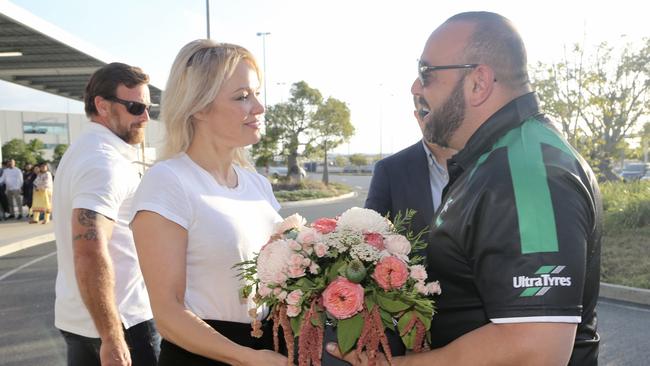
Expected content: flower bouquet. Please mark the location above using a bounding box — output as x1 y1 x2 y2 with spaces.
236 207 441 366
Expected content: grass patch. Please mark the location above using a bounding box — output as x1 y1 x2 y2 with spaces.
600 181 650 289
601 226 650 289
272 178 352 202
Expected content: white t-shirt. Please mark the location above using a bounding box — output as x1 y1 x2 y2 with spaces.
53 123 152 338
131 153 282 323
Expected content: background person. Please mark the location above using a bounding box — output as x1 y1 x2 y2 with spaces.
30 163 52 224
365 96 456 237
0 159 24 219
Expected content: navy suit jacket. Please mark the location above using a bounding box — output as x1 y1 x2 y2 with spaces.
365 141 434 237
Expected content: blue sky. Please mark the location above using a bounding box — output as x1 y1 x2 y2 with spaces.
1 0 647 154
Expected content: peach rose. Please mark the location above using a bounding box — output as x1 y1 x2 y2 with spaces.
372 256 409 291
363 232 385 251
322 277 365 319
312 217 338 234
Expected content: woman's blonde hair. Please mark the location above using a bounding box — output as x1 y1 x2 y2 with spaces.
159 39 261 169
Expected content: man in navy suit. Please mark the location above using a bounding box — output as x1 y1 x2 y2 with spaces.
365 96 456 236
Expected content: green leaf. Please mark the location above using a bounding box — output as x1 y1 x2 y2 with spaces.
376 291 411 313
337 313 364 354
415 311 432 330
379 309 395 331
365 294 376 312
290 312 304 336
327 259 347 282
295 277 316 289
396 311 414 339
401 327 417 350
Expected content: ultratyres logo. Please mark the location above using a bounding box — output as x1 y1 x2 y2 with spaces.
513 265 572 297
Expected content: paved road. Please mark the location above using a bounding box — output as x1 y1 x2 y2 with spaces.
1 174 649 365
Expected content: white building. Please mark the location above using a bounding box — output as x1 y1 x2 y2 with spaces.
0 109 164 165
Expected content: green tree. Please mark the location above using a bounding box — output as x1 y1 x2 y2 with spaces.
532 38 650 180
263 81 354 183
334 155 349 167
53 144 69 165
310 97 354 184
349 153 368 167
1 138 45 167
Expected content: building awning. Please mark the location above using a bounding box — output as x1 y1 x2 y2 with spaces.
0 1 162 115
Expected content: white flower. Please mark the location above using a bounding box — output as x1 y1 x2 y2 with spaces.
415 280 442 295
275 213 307 234
427 281 442 295
337 207 391 233
384 234 411 257
256 240 293 285
409 265 427 282
349 243 381 263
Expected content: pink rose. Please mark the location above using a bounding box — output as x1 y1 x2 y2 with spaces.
384 234 411 257
289 240 302 251
314 242 328 258
288 265 306 278
286 304 301 317
277 290 288 301
297 227 321 245
289 253 305 266
286 289 304 305
372 256 409 291
258 284 272 298
309 262 320 274
312 217 338 234
409 265 427 282
322 277 364 319
363 232 385 251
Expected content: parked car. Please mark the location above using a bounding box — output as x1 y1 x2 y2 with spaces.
620 162 649 182
267 166 306 179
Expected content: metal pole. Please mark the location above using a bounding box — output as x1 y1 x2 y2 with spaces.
206 0 211 39
256 32 271 110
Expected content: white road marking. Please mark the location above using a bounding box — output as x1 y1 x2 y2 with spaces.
0 251 56 282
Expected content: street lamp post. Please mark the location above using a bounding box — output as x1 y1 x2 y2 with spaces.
205 0 211 39
256 32 271 110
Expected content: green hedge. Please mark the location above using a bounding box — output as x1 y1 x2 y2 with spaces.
600 181 650 232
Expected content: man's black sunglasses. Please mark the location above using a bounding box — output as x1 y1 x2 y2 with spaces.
105 96 152 116
418 62 478 85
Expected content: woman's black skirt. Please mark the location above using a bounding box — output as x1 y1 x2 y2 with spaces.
158 319 275 366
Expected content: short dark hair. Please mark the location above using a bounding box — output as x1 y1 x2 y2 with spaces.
445 12 530 89
83 62 150 117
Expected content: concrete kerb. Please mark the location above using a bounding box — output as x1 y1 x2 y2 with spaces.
600 282 650 306
280 191 357 208
0 233 55 257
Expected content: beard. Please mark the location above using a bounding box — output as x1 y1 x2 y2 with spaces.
108 111 145 145
422 75 466 148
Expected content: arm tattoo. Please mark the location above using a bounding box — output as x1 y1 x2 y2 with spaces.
75 209 99 242
77 209 98 227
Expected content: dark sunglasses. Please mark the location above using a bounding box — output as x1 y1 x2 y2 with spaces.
105 96 152 116
418 62 478 86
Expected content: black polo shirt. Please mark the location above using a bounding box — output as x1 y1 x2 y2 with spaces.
427 92 601 365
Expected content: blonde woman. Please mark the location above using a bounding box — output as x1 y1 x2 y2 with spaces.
130 40 287 366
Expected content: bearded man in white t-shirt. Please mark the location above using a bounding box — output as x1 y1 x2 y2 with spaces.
53 62 160 366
